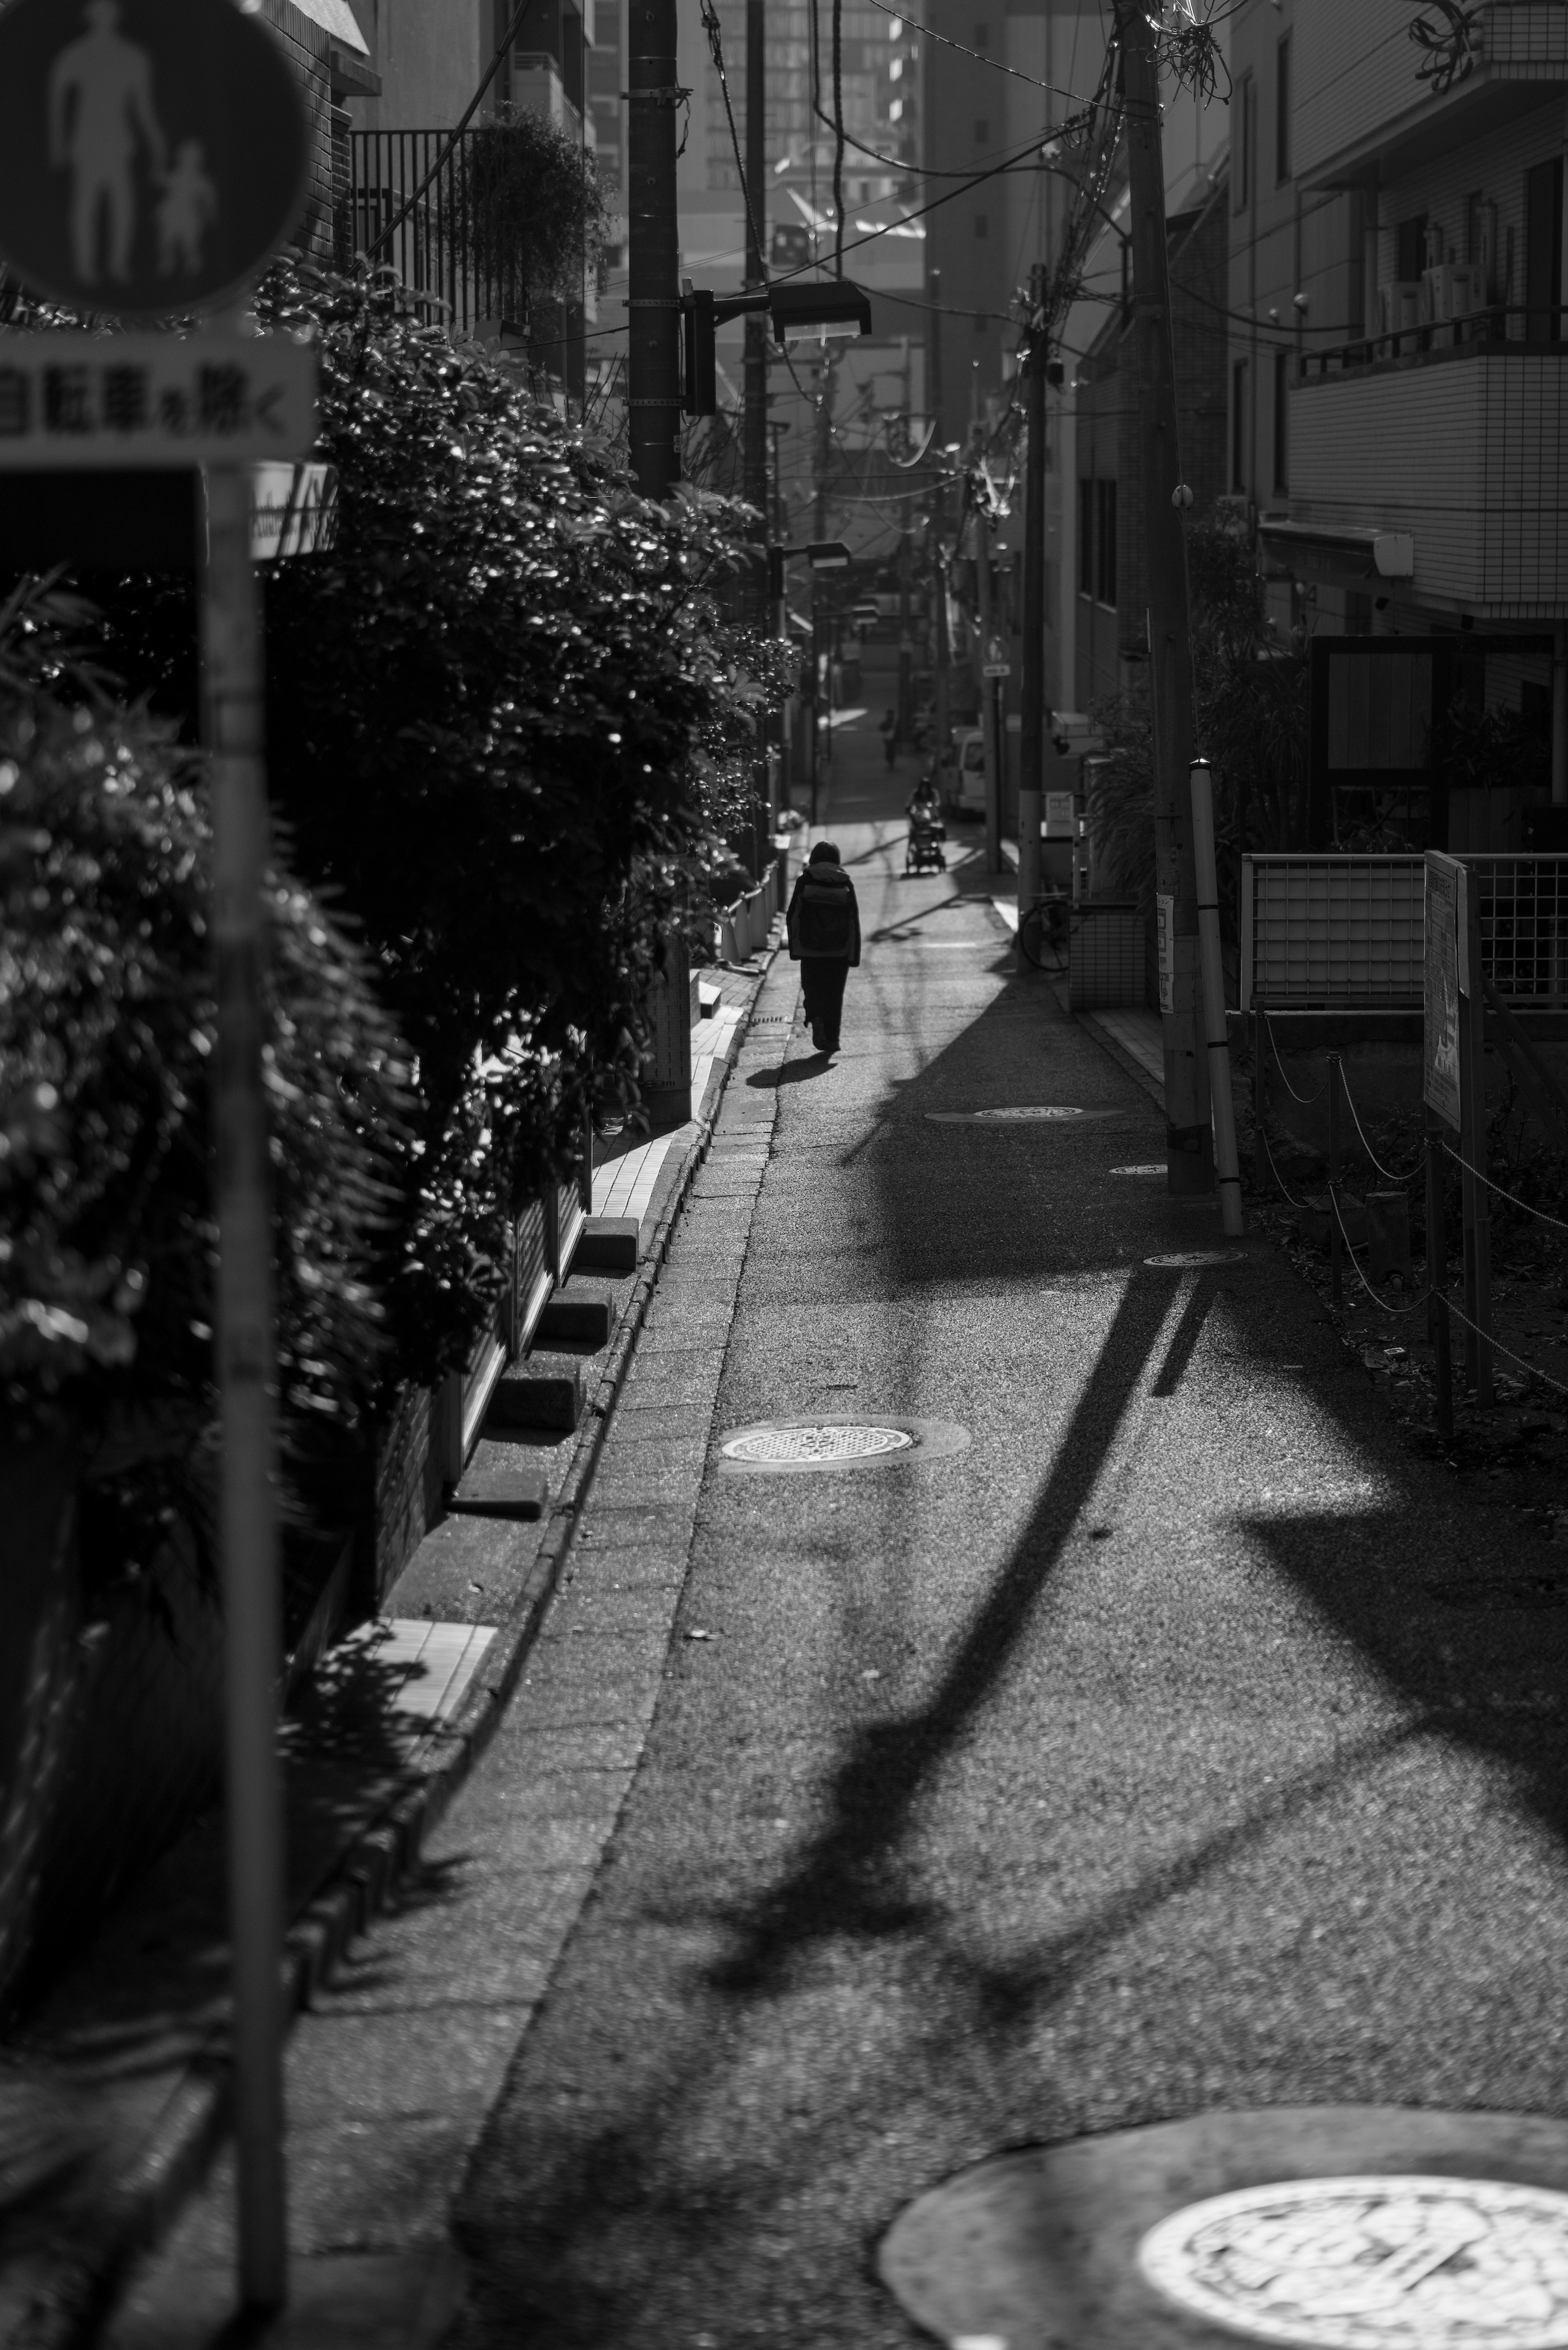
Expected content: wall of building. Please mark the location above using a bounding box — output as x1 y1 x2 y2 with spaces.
345 0 481 128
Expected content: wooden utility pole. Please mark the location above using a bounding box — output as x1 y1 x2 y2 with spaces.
1018 260 1047 923
975 513 1002 872
743 0 768 575
627 0 682 498
1114 0 1212 1191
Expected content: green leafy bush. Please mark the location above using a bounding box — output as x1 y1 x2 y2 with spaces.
0 580 406 1556
84 260 778 1389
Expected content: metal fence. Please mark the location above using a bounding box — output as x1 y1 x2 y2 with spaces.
347 129 530 336
1241 852 1568 1010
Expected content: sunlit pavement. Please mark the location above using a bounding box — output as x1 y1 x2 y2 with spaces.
428 717 1568 2345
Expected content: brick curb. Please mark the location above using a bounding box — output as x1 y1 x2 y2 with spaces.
35 943 782 2350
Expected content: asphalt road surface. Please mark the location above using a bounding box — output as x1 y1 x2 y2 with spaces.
448 736 1568 2348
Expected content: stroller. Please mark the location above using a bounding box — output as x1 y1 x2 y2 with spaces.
905 805 947 875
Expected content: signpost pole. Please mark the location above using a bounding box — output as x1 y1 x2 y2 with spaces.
1327 1050 1343 1311
1425 1117 1453 1438
200 443 288 2312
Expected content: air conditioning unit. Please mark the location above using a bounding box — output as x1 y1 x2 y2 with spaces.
1419 264 1449 323
1448 261 1489 319
1379 280 1422 336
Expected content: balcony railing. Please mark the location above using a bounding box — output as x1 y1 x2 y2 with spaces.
1298 303 1568 384
348 129 531 338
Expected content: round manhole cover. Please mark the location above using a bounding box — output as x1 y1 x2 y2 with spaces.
926 1105 1112 1125
717 1417 970 1473
1146 1249 1247 1268
722 1424 914 1465
1138 2173 1568 2348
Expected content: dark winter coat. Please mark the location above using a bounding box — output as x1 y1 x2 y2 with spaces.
786 862 861 964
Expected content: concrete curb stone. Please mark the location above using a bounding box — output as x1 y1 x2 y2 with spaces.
6 940 785 2350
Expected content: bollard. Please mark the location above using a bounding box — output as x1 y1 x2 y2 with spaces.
1253 998 1267 1193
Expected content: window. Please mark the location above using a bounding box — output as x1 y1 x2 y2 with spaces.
1526 156 1563 339
1274 34 1290 183
1095 478 1117 606
1232 357 1249 491
1272 350 1289 491
1078 477 1094 596
974 213 989 239
1234 74 1254 210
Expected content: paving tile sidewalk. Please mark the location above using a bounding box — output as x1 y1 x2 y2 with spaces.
98 950 803 2348
0 951 779 2350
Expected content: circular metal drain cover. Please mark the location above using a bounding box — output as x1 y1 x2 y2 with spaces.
1139 2173 1568 2348
926 1105 1113 1125
1146 1249 1247 1268
718 1416 970 1473
722 1424 913 1465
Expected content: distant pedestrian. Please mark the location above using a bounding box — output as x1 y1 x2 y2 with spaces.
879 708 898 769
786 839 861 1055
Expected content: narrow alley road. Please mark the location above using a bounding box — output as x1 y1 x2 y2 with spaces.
448 738 1568 2348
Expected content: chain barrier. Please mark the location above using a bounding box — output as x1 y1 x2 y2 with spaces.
1335 1065 1425 1187
1439 1139 1568 1237
1259 1121 1308 1210
1434 1285 1568 1401
1260 1007 1327 1106
1327 1185 1434 1318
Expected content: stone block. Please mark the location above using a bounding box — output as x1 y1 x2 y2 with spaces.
487 1368 582 1433
573 1217 640 1273
536 1293 613 1345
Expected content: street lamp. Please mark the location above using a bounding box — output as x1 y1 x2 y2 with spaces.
681 281 872 416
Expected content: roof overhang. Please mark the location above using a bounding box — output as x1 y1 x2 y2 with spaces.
1298 72 1564 192
1258 519 1414 584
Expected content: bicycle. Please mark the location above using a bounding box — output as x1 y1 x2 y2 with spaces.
1017 891 1071 972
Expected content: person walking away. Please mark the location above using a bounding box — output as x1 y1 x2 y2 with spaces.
786 841 861 1055
879 708 898 769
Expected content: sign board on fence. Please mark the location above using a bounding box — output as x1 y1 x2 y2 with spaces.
1424 849 1463 1130
0 0 309 319
1156 891 1175 1014
982 660 1011 679
0 333 317 468
1043 789 1075 838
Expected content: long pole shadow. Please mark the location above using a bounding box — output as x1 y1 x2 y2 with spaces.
708 1265 1182 1995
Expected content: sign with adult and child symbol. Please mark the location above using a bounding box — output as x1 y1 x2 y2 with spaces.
0 0 310 317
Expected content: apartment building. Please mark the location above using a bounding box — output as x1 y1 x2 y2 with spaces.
1233 0 1568 846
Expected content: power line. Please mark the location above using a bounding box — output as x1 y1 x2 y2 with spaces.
863 0 1097 105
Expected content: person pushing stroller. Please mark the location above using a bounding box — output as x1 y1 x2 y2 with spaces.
786 840 861 1055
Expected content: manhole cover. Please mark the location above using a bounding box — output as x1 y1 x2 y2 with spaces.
717 1417 970 1473
926 1106 1113 1125
722 1424 914 1464
1113 1163 1166 1175
1146 1249 1247 1268
1138 2173 1568 2348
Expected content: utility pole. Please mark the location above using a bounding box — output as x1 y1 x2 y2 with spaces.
743 0 770 855
811 350 836 820
975 510 1002 872
1018 259 1047 926
931 499 951 799
627 0 682 498
1114 0 1212 1192
743 0 768 588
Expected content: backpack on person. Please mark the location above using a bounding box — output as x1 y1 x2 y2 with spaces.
791 870 856 958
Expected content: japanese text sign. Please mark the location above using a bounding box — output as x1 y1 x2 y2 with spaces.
0 333 316 466
0 0 309 320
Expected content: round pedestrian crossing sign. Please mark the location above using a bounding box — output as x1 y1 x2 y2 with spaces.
0 0 310 320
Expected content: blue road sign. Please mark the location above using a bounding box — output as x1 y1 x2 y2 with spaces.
0 0 310 319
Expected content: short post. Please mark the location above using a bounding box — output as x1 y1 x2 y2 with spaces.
1327 1049 1343 1309
1458 872 1493 1405
1253 997 1267 1193
202 454 288 2310
1189 759 1243 1235
1425 1122 1453 1438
